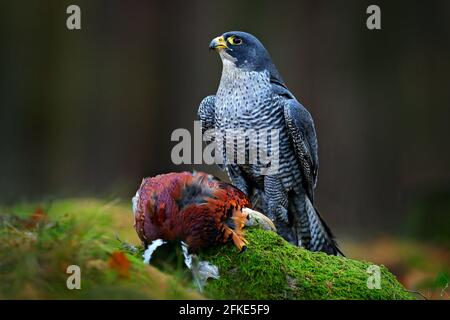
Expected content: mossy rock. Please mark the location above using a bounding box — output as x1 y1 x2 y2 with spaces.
200 228 413 300
0 199 413 300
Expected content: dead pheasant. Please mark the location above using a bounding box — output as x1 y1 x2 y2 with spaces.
132 171 275 271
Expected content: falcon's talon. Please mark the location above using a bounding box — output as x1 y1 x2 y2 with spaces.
267 201 289 224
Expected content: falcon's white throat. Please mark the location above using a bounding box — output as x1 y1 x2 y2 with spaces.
218 50 237 65
218 51 270 92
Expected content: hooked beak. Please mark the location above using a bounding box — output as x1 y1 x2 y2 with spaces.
209 36 228 51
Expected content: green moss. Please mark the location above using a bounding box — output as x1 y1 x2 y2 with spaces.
200 228 413 300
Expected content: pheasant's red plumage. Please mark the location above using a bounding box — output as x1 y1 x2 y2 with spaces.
133 171 250 252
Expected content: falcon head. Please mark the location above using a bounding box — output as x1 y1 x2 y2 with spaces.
209 31 278 75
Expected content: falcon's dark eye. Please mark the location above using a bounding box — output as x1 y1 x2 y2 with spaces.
228 36 243 46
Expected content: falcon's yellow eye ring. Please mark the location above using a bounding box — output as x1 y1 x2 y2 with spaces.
228 36 243 46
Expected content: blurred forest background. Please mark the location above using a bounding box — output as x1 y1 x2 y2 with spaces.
0 0 449 297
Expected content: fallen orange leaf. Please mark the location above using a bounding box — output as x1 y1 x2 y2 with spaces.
23 207 48 229
108 251 130 278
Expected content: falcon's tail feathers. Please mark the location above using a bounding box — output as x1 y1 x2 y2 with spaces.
303 195 344 256
313 206 344 256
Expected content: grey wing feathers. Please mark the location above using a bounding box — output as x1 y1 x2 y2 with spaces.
198 95 216 133
282 98 319 203
198 95 227 170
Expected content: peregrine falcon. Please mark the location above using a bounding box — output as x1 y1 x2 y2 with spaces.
198 31 342 255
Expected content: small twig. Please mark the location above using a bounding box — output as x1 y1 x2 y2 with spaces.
115 234 138 253
99 198 122 212
3 220 23 235
405 289 428 300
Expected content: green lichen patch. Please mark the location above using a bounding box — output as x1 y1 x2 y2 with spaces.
200 228 413 300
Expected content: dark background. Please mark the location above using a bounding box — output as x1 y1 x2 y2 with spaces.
1 0 449 243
